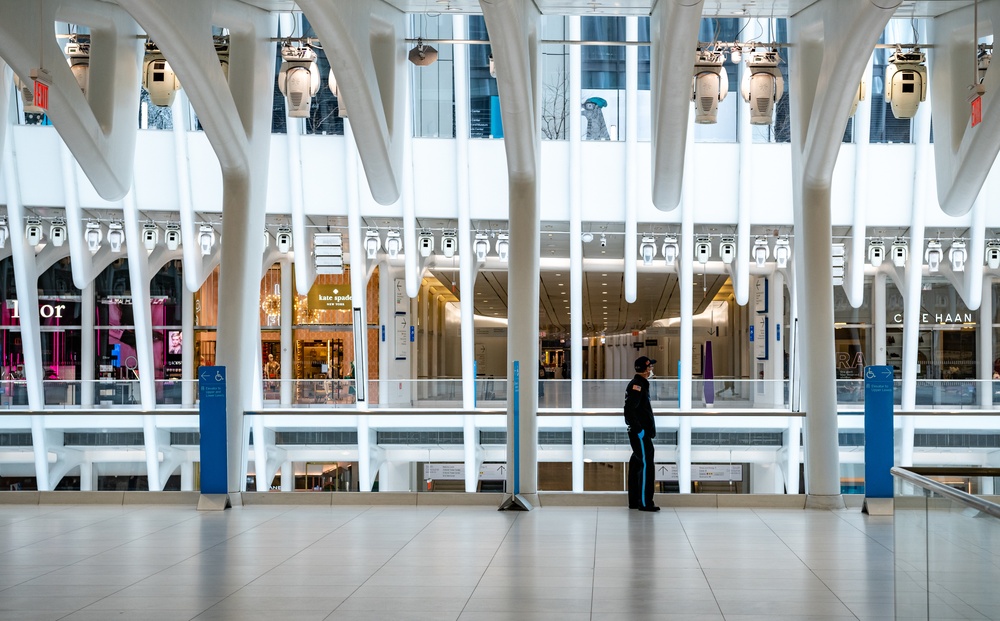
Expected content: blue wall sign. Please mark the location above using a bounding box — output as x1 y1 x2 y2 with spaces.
198 366 228 494
864 365 894 499
410 325 415 342
776 324 780 341
749 325 754 341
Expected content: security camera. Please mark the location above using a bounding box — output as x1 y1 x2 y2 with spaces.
741 50 784 125
600 234 607 247
278 45 320 118
692 49 728 124
885 48 927 120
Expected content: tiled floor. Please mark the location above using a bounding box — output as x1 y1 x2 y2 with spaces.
0 503 899 620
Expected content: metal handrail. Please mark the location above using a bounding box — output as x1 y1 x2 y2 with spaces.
891 466 1000 519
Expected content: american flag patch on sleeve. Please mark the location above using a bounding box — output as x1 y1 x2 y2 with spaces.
631 385 641 391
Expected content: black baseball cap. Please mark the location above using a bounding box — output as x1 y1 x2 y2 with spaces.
634 356 656 372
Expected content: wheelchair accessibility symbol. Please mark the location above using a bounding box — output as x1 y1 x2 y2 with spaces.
866 368 876 380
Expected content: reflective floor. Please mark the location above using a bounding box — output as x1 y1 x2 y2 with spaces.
0 503 898 620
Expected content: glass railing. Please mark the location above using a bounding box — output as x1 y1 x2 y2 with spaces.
2 377 998 412
892 467 1000 620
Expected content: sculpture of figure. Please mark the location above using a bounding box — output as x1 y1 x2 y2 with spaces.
264 353 280 379
581 97 610 140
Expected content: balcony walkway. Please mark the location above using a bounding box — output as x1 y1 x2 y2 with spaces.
0 499 901 620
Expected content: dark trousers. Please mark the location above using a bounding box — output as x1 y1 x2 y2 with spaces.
627 427 655 508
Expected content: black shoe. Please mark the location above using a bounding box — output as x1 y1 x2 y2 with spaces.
628 505 640 509
638 505 660 512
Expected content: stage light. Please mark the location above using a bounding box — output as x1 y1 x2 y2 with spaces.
0 217 7 248
142 42 181 107
47 218 66 248
867 238 884 267
885 47 927 119
408 38 438 66
694 236 712 263
640 235 657 265
364 229 381 259
198 224 216 256
142 222 159 251
891 237 908 268
164 223 181 251
773 237 791 268
496 232 510 261
661 235 678 266
741 50 784 125
720 236 736 264
474 232 490 262
418 230 435 257
277 44 320 118
948 240 967 272
65 34 90 97
275 226 292 254
986 240 1000 269
385 229 402 259
441 230 458 258
692 49 728 124
24 218 43 247
107 221 125 253
924 239 943 272
752 236 770 267
85 221 102 254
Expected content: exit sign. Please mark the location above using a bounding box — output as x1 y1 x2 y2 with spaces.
30 68 51 111
971 95 983 127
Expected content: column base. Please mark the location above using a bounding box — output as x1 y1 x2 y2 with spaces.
197 493 232 511
862 497 894 515
804 494 846 510
499 493 537 511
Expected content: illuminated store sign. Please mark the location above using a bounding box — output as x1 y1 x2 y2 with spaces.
9 300 67 319
307 284 352 310
891 312 974 324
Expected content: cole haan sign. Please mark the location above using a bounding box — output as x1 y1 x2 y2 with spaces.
892 312 974 324
308 284 352 310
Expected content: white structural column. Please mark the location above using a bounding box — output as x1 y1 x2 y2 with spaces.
280 260 293 405
980 274 994 408
122 191 156 409
677 105 695 494
568 16 584 491
454 15 476 411
286 113 316 298
479 0 542 502
733 30 752 307
181 286 195 405
901 103 932 466
623 12 642 303
788 0 897 506
874 273 887 366
569 17 583 410
767 270 786 406
845 54 875 308
81 282 96 406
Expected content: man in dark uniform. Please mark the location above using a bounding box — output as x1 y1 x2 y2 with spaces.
625 356 659 511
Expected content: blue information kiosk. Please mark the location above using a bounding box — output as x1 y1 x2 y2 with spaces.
198 366 230 510
863 365 895 515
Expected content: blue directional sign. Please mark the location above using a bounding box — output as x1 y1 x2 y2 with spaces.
198 366 228 494
864 365 894 499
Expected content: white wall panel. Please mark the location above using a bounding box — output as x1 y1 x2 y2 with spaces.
265 135 292 215
411 138 459 218
13 126 68 208
300 135 348 216
186 132 224 213
467 140 509 219
133 131 180 211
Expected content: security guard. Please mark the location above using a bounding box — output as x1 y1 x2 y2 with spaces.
625 356 659 511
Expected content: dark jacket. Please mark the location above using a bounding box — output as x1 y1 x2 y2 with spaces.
624 373 655 438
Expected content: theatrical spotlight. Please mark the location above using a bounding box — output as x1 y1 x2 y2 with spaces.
885 47 927 120
986 240 1000 269
868 238 885 267
890 237 908 268
107 221 125 253
661 235 678 266
719 236 736 264
198 224 216 256
65 34 90 97
441 230 458 258
474 232 490 262
925 239 943 272
692 48 728 124
694 236 712 264
0 217 8 249
364 229 381 259
142 42 181 107
277 44 320 118
752 236 770 267
49 218 67 248
849 80 865 117
85 221 102 254
24 218 43 247
741 50 784 125
165 223 181 251
408 38 438 66
418 230 435 257
328 70 347 118
385 229 402 259
773 237 791 268
496 232 510 261
275 225 292 254
640 235 657 265
142 222 159 251
948 240 967 272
